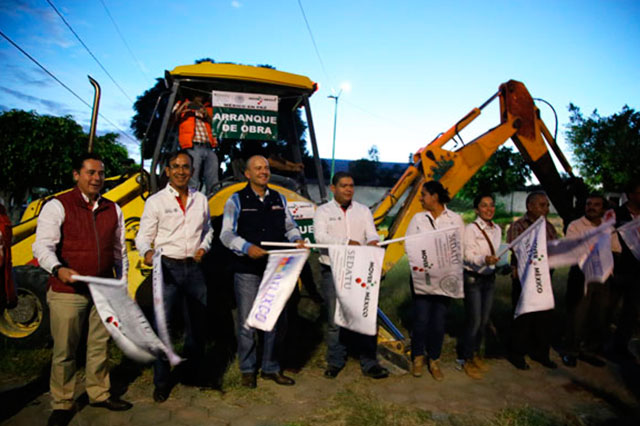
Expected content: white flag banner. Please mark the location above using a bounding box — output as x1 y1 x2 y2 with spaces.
404 226 464 298
73 274 175 365
512 217 554 318
547 220 614 268
580 231 614 289
328 245 385 336
152 251 184 366
246 249 309 332
618 217 640 261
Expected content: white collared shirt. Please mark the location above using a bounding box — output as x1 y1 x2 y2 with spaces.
406 206 465 237
313 199 379 265
32 192 127 278
464 217 502 274
135 184 214 259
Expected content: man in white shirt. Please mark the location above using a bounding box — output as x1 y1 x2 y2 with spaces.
313 172 389 379
135 151 214 402
33 153 131 426
562 194 609 368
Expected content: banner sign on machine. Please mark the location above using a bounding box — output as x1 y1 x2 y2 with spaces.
211 90 278 141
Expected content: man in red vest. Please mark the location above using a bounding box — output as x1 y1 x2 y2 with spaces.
0 202 16 312
33 153 132 426
173 95 219 196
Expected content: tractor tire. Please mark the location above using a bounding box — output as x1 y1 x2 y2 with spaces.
0 265 51 348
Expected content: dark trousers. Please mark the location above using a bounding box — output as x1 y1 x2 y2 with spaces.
154 257 207 389
457 271 496 360
608 270 640 352
564 266 609 356
511 277 552 361
411 294 451 360
321 265 378 372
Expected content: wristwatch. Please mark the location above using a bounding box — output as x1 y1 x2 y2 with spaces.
51 265 62 279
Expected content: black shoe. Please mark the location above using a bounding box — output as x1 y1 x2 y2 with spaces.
562 355 577 367
532 357 558 369
260 371 295 386
241 372 257 388
324 365 343 379
47 410 74 426
579 353 606 367
153 386 170 403
89 397 133 411
509 356 530 370
364 365 389 379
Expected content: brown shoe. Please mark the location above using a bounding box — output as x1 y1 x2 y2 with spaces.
260 371 295 386
463 360 483 380
428 359 444 381
241 372 257 388
411 355 425 377
471 355 489 373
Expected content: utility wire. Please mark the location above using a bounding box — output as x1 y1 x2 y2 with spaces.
46 0 135 104
296 0 332 87
98 0 151 84
0 29 138 144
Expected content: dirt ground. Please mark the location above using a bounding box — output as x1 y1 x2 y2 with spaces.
2 333 640 426
2 259 640 425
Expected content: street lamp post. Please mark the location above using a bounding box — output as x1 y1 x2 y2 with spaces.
328 89 342 184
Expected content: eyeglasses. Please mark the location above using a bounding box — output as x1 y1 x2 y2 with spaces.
169 164 191 171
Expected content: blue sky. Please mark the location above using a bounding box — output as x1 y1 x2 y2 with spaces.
1 0 639 168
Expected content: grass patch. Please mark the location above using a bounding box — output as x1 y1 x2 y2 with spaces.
379 256 412 333
292 388 571 426
220 360 276 404
485 406 570 426
296 387 435 426
0 346 51 380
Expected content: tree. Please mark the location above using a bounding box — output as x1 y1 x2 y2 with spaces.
565 104 640 192
368 145 380 162
457 146 531 199
347 145 380 186
131 77 167 159
0 110 132 219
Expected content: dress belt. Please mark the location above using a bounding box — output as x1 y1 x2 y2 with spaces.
162 256 196 264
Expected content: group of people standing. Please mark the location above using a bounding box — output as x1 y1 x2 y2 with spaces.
30 148 639 426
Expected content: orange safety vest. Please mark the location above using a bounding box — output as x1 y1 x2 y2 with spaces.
176 99 217 149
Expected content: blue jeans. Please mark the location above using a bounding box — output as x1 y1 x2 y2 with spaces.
411 294 450 360
321 265 378 372
154 257 207 388
234 273 284 374
457 271 495 360
185 144 218 195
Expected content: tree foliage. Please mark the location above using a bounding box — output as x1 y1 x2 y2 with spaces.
457 146 531 199
0 110 131 217
131 78 167 159
348 145 405 186
565 104 640 192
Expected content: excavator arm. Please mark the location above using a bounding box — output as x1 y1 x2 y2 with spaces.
373 80 585 275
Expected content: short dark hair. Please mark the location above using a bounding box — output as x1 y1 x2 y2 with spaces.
473 193 495 209
525 190 547 207
167 150 193 166
332 171 354 186
422 180 451 204
586 193 606 204
72 153 103 172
